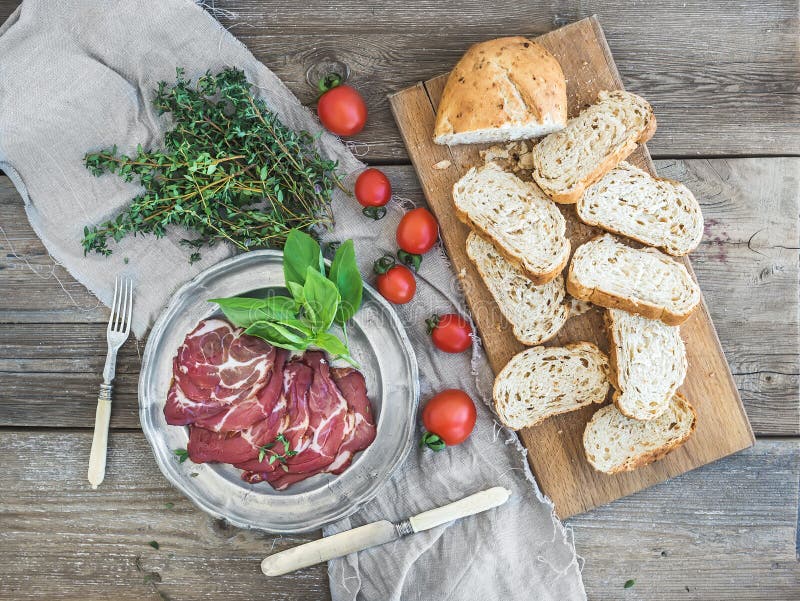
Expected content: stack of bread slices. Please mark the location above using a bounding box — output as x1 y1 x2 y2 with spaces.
435 37 702 474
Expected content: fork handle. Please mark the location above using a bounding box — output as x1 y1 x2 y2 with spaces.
88 384 113 489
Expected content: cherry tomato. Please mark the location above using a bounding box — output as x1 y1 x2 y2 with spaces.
396 208 439 255
317 85 367 137
376 265 416 304
427 314 473 353
355 168 392 207
421 389 477 450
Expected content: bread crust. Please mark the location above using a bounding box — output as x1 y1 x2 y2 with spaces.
454 205 569 285
434 37 567 144
533 92 657 204
576 166 701 256
566 235 696 325
493 342 609 430
603 310 622 392
466 232 570 346
583 393 697 474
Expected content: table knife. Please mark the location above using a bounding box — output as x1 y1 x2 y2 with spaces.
261 486 511 576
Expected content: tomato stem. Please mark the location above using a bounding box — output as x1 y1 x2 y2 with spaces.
362 206 387 220
420 431 447 452
397 250 422 272
318 73 343 93
373 253 396 275
425 315 440 335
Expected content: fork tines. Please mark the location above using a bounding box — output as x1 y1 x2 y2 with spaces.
108 277 133 334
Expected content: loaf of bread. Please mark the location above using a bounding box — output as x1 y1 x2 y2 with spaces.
531 91 656 203
466 232 569 345
577 162 703 256
434 37 567 145
606 308 687 421
583 393 697 474
493 343 610 430
453 162 570 284
567 234 700 325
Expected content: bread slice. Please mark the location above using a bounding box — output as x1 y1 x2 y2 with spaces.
577 162 704 256
493 343 610 430
466 232 569 345
606 309 687 421
567 234 700 325
531 90 656 203
434 37 567 145
453 162 570 284
583 393 697 474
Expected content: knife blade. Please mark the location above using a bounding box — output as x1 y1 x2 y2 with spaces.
261 486 511 576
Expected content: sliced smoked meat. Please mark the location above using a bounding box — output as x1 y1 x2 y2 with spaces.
173 318 275 405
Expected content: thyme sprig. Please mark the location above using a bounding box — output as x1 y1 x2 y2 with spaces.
258 433 298 472
82 67 340 260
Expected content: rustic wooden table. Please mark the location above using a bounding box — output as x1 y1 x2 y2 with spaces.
1 2 798 600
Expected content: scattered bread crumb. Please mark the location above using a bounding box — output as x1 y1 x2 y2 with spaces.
432 159 452 170
569 298 594 316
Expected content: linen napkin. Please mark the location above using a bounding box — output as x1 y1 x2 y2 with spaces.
0 1 585 599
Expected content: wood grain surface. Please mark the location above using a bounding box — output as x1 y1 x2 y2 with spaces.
390 16 757 518
0 1 797 599
0 430 796 601
6 0 796 162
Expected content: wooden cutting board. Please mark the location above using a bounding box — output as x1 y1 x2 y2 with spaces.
388 16 754 518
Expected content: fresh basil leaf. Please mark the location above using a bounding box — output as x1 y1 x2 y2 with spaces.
303 266 340 332
209 297 269 328
286 281 305 305
245 321 309 351
313 331 349 357
283 229 323 289
265 321 309 345
328 239 363 325
262 295 296 321
275 318 314 337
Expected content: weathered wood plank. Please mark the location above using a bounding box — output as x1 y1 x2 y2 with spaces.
4 0 796 161
566 438 800 601
0 429 331 601
1 156 798 434
0 430 796 601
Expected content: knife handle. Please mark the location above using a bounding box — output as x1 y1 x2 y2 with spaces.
262 520 397 577
408 486 511 532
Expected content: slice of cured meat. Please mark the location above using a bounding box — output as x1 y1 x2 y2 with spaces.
263 353 349 489
193 349 289 432
187 425 259 465
164 379 227 426
173 318 275 405
326 367 377 474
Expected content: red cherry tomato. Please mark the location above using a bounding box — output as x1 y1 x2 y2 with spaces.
421 389 477 449
396 208 439 255
355 168 392 207
427 314 473 353
376 265 416 304
317 85 367 137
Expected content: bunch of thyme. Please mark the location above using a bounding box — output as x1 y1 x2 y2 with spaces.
82 67 339 262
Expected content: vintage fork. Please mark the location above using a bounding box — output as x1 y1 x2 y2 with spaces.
88 277 133 489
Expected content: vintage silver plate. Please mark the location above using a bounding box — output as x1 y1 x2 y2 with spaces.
139 250 419 533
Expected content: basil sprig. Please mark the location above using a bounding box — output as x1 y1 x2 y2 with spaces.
210 230 363 365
